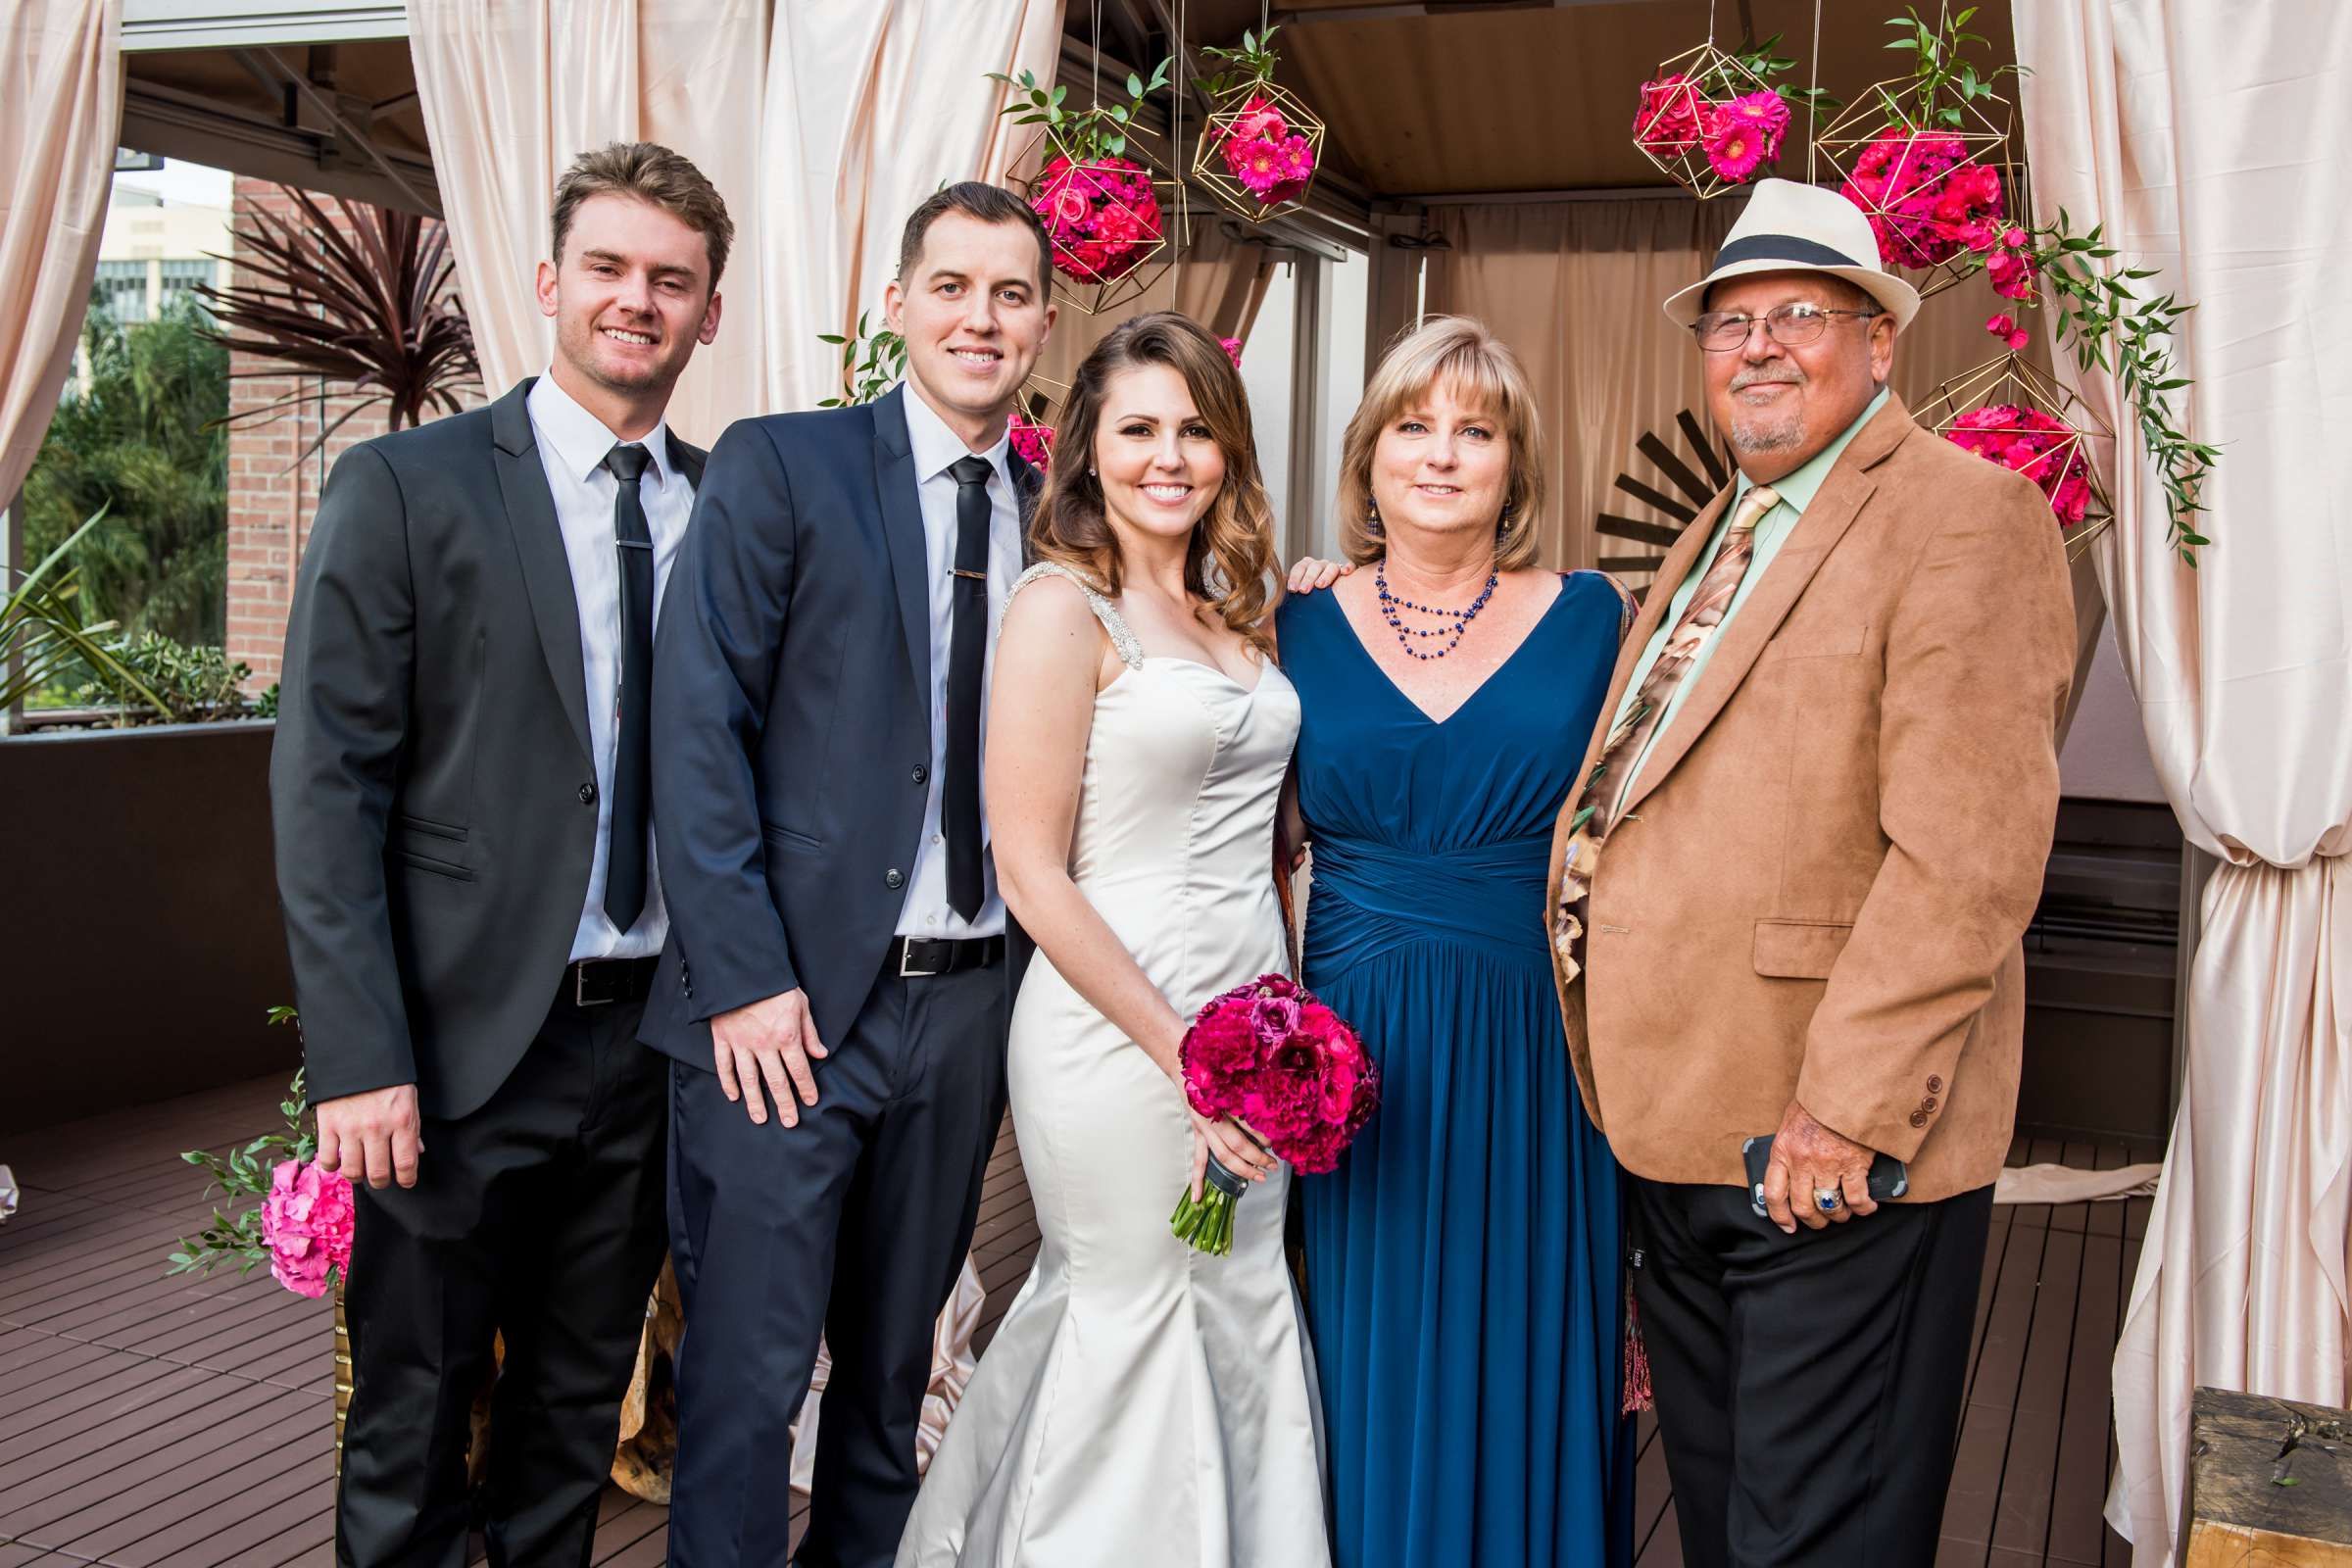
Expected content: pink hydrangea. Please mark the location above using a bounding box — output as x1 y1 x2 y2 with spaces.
1946 404 2094 525
261 1157 355 1298
1632 74 1705 156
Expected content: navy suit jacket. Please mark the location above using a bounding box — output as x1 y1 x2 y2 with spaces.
641 386 1035 1066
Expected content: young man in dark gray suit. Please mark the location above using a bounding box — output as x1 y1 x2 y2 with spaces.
270 142 728 1567
644 182 1055 1568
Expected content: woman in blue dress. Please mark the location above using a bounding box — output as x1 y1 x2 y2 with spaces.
1276 317 1634 1567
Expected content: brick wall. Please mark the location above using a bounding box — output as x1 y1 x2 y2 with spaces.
221 178 481 688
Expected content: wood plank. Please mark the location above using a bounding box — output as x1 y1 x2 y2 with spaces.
2183 1388 2352 1564
2048 1228 2126 1565
111 1448 339 1567
1989 1226 2085 1556
0 1367 286 1504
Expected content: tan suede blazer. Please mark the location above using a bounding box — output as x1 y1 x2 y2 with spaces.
1545 396 2075 1201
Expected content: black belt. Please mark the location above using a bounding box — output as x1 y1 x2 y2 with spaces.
564 955 659 1007
884 934 1004 978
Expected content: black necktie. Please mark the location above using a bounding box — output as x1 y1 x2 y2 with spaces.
944 454 995 921
604 441 655 932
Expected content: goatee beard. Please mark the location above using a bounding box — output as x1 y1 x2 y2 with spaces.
1731 413 1805 455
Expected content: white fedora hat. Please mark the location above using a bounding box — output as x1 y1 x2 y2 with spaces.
1663 177 1921 331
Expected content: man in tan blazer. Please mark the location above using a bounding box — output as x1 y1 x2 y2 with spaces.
1546 179 2075 1563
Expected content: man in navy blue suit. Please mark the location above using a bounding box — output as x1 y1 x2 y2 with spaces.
643 181 1056 1567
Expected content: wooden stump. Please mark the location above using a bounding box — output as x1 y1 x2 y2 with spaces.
2183 1386 2352 1566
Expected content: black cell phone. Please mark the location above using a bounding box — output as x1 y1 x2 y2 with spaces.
1741 1134 1908 1218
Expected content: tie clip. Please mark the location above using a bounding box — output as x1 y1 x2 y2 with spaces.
952 568 987 580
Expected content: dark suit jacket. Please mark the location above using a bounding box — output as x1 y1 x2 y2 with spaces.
641 386 1035 1067
270 378 707 1119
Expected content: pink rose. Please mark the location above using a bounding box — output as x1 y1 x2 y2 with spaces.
1224 94 1289 146
1633 74 1704 155
1220 336 1244 368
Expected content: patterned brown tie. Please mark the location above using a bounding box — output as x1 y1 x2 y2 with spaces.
1553 483 1781 985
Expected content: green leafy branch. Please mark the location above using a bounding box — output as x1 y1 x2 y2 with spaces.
1879 5 2016 126
816 312 906 409
1 507 172 717
1194 24 1282 100
1735 32 1841 119
167 1012 315 1280
990 59 1172 163
2029 215 2216 563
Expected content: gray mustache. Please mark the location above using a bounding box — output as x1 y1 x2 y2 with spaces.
1731 370 1805 391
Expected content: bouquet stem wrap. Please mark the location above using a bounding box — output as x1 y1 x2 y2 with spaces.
1171 974 1379 1257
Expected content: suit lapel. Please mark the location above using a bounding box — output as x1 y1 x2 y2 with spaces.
870 388 934 747
1617 398 1915 817
491 378 594 767
666 428 707 491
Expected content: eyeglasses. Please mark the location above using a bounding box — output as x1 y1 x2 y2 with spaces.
1692 302 1880 352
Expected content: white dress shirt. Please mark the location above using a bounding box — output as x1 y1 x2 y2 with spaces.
527 371 695 962
897 383 1023 940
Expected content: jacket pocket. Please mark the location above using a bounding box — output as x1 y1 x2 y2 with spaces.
395 811 468 843
1759 621 1868 662
760 821 823 852
1753 918 1853 979
395 848 476 882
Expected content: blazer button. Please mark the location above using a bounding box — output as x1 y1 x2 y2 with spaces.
1927 1075 1943 1094
885 868 906 890
911 764 928 786
1909 1109 1930 1129
578 782 597 806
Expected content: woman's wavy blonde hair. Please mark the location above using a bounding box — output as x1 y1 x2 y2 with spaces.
1029 311 1277 653
1335 315 1545 568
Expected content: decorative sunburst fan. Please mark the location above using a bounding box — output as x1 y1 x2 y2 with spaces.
1594 409 1731 600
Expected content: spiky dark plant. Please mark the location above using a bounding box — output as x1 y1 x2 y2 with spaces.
197 186 481 461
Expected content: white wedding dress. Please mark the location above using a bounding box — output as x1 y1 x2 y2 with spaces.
897 564 1330 1568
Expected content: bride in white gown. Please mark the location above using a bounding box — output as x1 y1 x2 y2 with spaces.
896 313 1329 1568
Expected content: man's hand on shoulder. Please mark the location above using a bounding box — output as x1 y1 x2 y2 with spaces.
318 1084 423 1190
1761 1100 1879 1234
711 988 828 1127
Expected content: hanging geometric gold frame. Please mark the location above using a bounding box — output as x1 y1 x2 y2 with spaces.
1925 350 2114 555
1008 123 1191 318
1192 77 1326 223
1629 40 1792 201
1817 78 2021 303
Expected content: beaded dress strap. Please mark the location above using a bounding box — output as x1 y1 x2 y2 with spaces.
1004 562 1146 669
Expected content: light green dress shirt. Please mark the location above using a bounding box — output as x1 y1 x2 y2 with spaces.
1610 386 1888 794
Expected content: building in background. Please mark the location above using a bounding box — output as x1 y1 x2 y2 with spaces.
91 180 230 326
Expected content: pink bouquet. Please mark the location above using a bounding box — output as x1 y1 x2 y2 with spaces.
1634 79 1789 186
1946 404 2095 526
1173 974 1379 1255
261 1157 356 1298
1210 94 1317 207
1838 130 2006 269
1035 155 1164 284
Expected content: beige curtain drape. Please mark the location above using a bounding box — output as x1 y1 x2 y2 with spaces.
0 0 120 509
2016 6 2352 1560
1424 198 2085 586
410 0 1063 441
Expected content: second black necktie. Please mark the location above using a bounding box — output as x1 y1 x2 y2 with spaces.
944 454 995 922
604 441 655 932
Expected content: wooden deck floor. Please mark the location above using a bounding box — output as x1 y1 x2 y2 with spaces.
1 1079 2144 1566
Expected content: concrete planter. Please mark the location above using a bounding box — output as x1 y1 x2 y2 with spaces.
0 720 296 1136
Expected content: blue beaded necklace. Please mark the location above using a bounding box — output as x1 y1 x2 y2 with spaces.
1375 561 1500 662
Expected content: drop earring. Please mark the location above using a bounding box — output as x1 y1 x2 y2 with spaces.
1366 495 1384 539
1497 500 1514 538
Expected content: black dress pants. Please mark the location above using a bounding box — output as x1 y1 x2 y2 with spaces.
336 986 669 1568
1629 1175 1994 1567
665 960 1008 1568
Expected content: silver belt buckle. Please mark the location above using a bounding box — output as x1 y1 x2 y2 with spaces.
898 940 944 978
574 959 613 1006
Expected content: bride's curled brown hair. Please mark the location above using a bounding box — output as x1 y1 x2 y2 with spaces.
1029 312 1277 654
